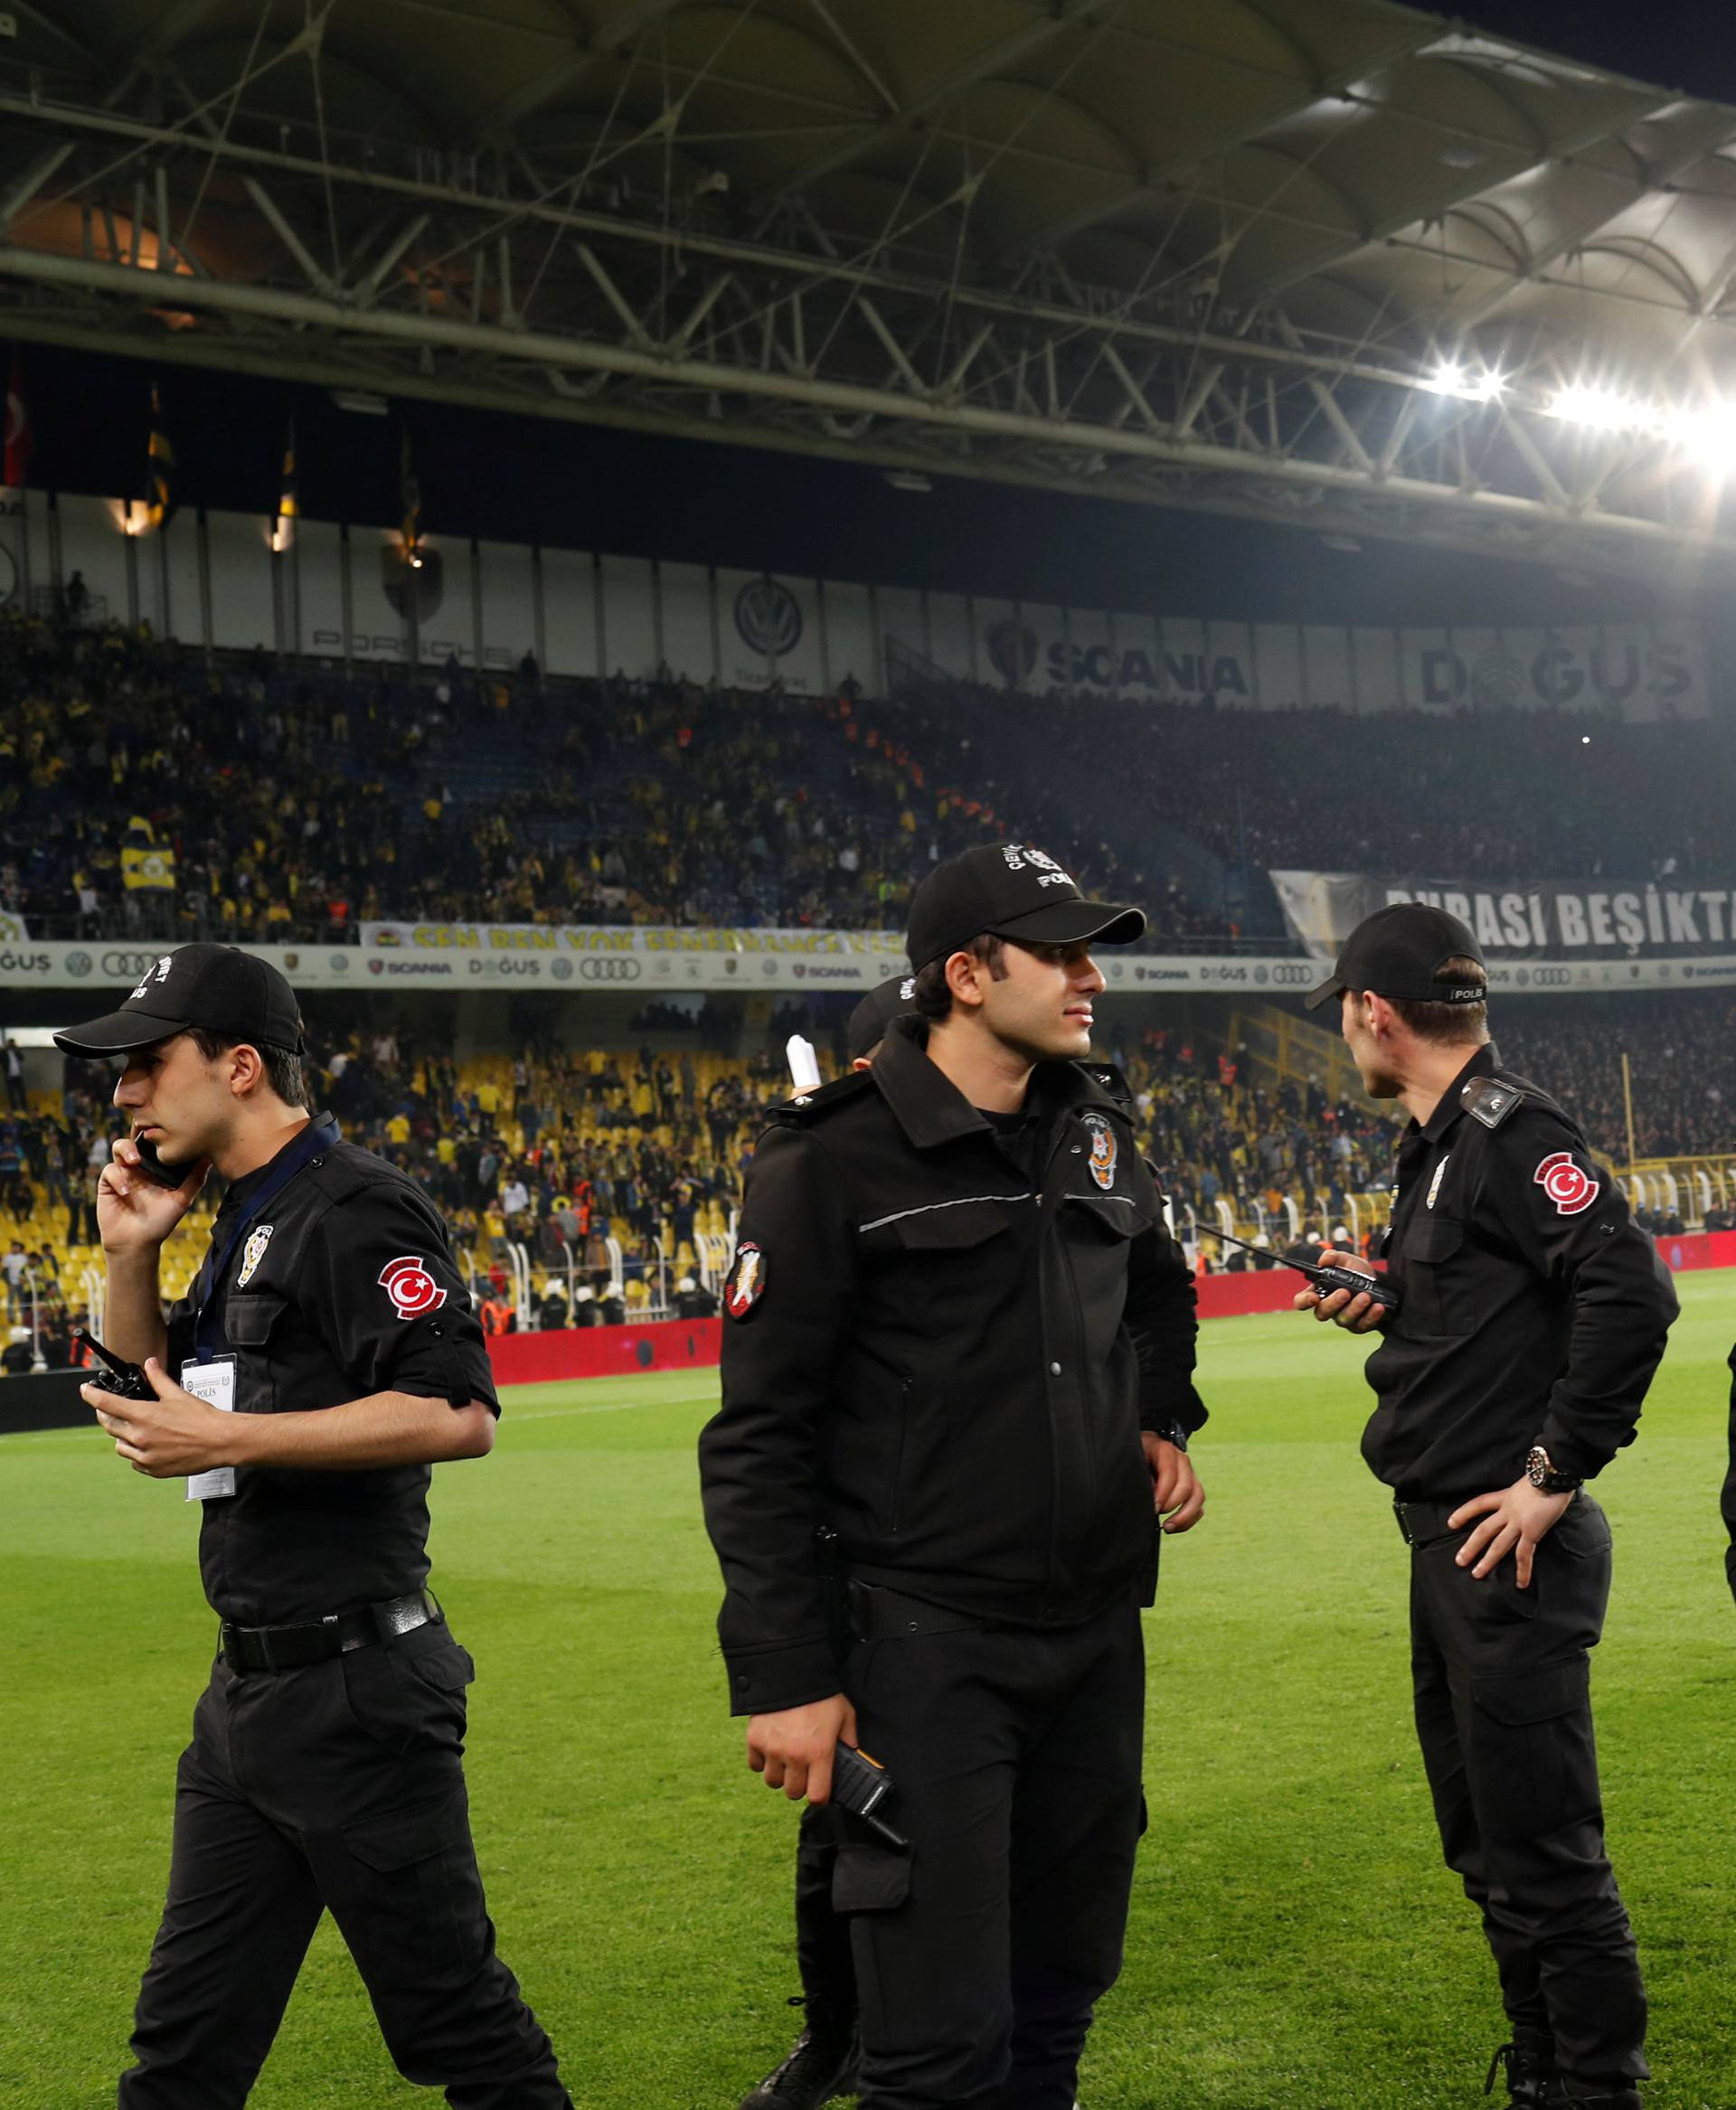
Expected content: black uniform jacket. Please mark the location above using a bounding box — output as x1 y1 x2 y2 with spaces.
698 1018 1207 1716
165 1117 497 1627
1363 1045 1677 1501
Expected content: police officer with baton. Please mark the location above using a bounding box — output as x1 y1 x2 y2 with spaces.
1292 906 1675 2110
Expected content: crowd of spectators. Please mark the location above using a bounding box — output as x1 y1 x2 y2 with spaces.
40 611 1736 957
863 672 1736 890
2 612 1210 944
1495 992 1736 1163
11 977 1736 1367
1099 1022 1404 1247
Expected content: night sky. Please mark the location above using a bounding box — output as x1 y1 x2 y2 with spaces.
6 1 1732 634
1464 0 1736 103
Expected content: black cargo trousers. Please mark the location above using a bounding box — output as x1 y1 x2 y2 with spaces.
1407 1490 1647 2084
118 1620 571 2110
832 1586 1147 2110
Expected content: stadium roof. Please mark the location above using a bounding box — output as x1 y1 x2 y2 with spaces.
5 0 1736 579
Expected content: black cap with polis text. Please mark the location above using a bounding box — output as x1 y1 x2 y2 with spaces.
52 944 307 1058
1304 903 1486 1013
846 973 919 1062
906 843 1146 974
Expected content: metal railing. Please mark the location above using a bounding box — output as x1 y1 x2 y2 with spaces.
1618 1154 1736 1228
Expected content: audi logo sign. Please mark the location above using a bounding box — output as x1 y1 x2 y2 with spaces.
578 956 643 984
102 949 166 979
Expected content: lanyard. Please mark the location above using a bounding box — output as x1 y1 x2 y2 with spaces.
193 1114 338 1360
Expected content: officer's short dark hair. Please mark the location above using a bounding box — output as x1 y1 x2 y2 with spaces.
188 1027 309 1109
1386 956 1489 1046
911 933 1009 1020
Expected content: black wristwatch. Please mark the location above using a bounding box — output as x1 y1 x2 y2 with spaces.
1156 1421 1189 1453
1525 1444 1581 1496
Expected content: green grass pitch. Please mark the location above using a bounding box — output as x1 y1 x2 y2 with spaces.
6 1278 1735 2110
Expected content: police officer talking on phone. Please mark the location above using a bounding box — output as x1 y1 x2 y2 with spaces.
57 945 572 2110
1291 906 1675 2110
701 847 1209 2110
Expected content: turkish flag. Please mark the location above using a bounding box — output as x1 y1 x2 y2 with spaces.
4 350 31 489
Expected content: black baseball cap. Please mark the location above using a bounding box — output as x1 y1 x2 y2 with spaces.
906 843 1145 973
846 973 919 1061
53 944 307 1057
1304 904 1487 1012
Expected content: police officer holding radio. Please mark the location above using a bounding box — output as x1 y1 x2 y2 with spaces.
701 848 1209 2110
1292 906 1676 2110
740 972 919 2110
58 945 571 2110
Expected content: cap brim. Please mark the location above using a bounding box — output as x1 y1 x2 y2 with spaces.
52 1008 189 1057
1303 976 1344 1012
989 900 1147 949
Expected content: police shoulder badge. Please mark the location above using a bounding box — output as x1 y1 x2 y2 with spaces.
377 1255 448 1321
724 1241 767 1320
236 1224 274 1287
1082 1114 1118 1191
1533 1152 1599 1217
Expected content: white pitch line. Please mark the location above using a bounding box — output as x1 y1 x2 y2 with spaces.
506 1392 715 1423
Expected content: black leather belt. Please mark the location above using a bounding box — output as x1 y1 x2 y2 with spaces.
1392 1498 1465 1546
220 1589 442 1674
848 1578 992 1641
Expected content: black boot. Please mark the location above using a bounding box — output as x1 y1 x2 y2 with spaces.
740 1813 861 2110
1486 2030 1557 2107
1549 2080 1642 2110
737 1996 859 2110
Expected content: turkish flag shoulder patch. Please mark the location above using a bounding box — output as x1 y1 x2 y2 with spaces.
1533 1152 1599 1217
378 1255 449 1320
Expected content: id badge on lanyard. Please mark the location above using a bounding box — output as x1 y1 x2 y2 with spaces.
184 1116 335 1497
182 1354 238 1502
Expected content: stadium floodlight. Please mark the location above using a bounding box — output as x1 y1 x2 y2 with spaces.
1422 362 1505 402
1545 383 1657 434
1658 401 1736 474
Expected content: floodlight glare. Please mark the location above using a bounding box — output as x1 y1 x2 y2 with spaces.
1546 384 1656 434
1422 362 1505 403
1660 402 1736 475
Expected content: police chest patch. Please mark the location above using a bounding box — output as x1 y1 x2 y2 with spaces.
724 1241 767 1320
235 1224 274 1287
1534 1152 1599 1217
1083 1114 1118 1191
377 1255 448 1321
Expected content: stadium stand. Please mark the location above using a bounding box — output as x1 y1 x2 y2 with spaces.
11 972 1736 1370
13 614 1736 964
9 612 1736 1370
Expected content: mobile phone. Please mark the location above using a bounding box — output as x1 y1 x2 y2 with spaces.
74 1328 156 1401
132 1132 203 1189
